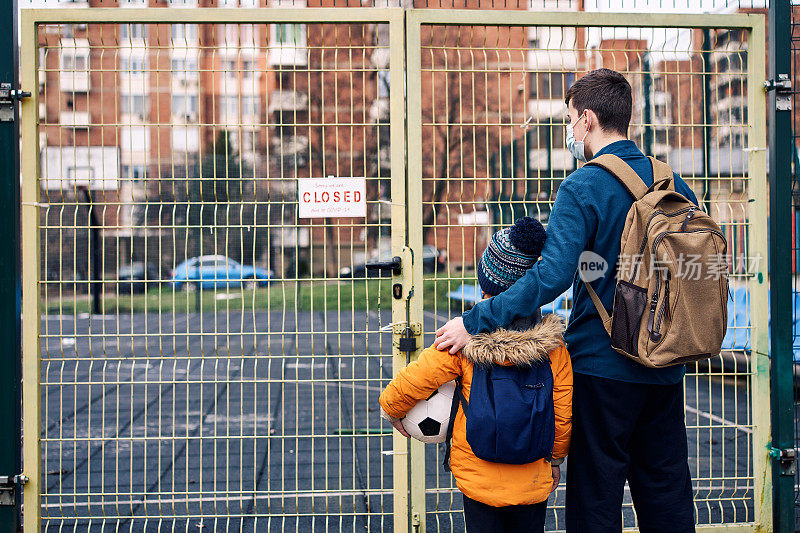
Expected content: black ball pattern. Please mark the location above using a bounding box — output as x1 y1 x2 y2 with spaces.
508 216 547 257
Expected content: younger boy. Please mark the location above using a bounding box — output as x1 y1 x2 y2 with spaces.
379 217 573 532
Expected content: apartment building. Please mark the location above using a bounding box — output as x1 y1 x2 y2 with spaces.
520 0 585 220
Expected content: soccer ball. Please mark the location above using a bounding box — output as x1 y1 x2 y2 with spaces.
402 380 457 443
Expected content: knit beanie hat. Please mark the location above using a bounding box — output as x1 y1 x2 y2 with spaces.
477 217 547 297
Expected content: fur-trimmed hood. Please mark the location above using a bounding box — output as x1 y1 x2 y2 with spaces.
462 313 565 367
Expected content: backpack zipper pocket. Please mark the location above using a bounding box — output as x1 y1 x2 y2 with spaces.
630 206 697 282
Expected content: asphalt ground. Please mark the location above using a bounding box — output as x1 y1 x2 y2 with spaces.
37 310 754 532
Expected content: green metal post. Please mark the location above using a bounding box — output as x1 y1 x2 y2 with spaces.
768 0 794 530
701 29 712 215
0 0 22 528
642 52 654 157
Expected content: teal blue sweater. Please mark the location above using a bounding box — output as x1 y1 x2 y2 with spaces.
463 140 699 384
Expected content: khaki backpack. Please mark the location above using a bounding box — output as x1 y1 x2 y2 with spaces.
581 154 729 368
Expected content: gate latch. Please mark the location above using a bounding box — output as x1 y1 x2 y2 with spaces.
768 446 796 476
765 74 792 111
0 474 28 506
0 83 31 123
365 256 401 276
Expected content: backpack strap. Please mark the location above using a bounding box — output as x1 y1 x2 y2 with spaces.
443 378 466 472
648 156 675 192
585 154 649 200
581 280 613 336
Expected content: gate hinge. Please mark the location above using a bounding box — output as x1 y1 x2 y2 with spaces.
764 74 792 111
768 445 796 476
0 83 32 123
0 474 28 506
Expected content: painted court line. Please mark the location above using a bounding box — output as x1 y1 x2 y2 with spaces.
684 404 752 435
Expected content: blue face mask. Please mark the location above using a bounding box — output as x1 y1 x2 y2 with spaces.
566 113 588 162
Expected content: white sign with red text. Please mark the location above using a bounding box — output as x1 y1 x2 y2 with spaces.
298 177 366 219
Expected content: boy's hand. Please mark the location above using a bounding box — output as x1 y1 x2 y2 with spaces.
391 418 411 438
550 465 561 493
434 317 471 354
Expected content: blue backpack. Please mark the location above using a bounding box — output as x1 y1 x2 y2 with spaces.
444 360 555 469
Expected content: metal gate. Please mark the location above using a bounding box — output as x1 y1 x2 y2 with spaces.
18 6 769 532
403 9 770 532
19 8 411 531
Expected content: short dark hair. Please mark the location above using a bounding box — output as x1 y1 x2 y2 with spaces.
564 68 632 136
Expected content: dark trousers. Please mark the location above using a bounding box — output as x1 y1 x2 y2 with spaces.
462 494 547 533
565 373 695 533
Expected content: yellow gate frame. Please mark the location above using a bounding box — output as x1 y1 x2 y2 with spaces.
18 6 769 532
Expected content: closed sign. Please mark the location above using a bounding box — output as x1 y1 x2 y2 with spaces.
298 177 367 219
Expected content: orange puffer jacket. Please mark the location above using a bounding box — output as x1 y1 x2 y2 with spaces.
379 314 572 507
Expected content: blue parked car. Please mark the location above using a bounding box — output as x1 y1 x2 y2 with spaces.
170 255 272 291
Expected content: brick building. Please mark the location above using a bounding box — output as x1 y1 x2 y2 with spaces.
48 1 770 279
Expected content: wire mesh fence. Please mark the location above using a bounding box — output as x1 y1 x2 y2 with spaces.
18 5 769 533
25 10 406 531
406 10 766 531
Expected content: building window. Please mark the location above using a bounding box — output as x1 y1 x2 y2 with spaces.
223 24 257 46
241 95 259 118
171 56 198 80
275 24 304 46
172 94 198 119
222 58 238 75
241 59 255 78
531 72 574 100
121 164 147 181
62 50 88 71
221 95 239 118
119 54 147 76
120 93 148 118
167 0 199 7
268 0 306 66
60 46 90 92
171 24 198 43
120 23 147 42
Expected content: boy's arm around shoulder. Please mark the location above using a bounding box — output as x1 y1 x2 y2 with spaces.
462 182 594 335
379 345 463 421
550 343 573 462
